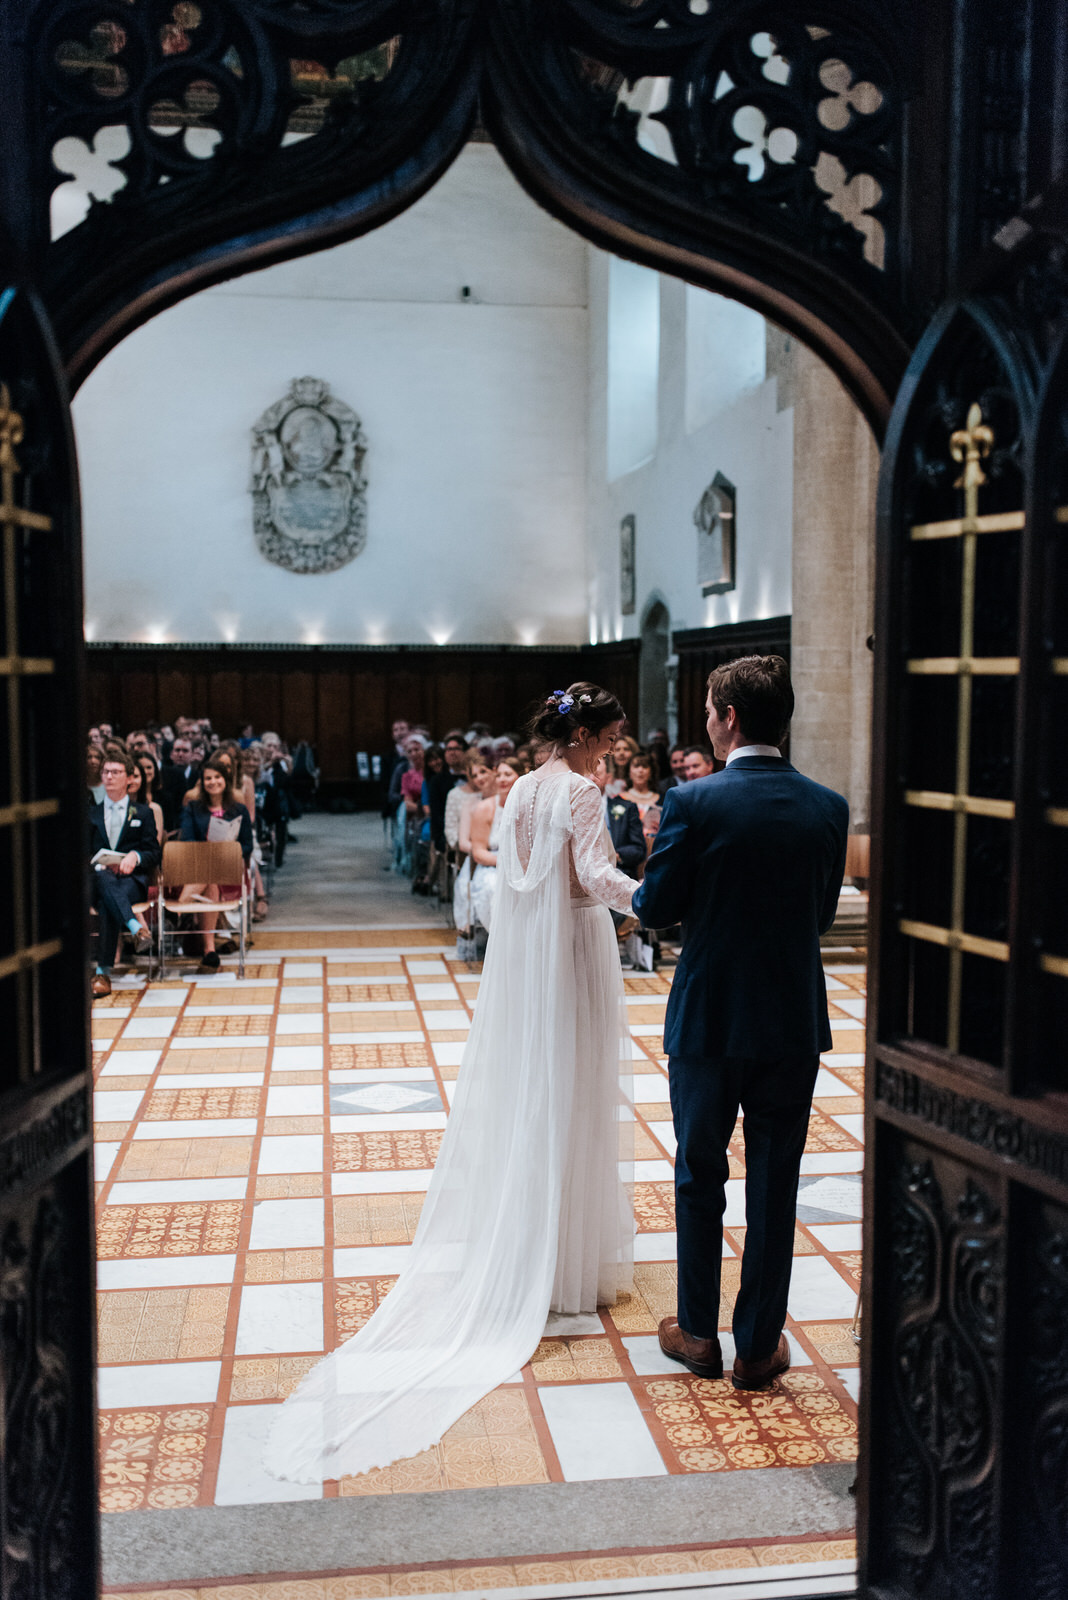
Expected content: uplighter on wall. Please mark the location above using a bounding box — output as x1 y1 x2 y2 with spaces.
694 471 736 596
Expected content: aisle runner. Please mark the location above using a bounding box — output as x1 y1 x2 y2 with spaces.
92 928 863 1575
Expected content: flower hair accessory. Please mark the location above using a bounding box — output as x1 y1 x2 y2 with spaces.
546 689 592 716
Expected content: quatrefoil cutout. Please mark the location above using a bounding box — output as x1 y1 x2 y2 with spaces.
55 19 128 100
732 105 799 182
817 58 883 132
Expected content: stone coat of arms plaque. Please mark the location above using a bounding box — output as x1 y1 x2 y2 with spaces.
250 376 367 574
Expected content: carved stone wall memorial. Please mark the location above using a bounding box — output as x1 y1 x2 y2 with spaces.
695 472 736 596
250 377 367 575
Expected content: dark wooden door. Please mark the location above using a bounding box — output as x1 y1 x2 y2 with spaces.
0 287 99 1594
859 186 1068 1598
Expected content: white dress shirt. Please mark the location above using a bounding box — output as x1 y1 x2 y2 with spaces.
725 744 782 765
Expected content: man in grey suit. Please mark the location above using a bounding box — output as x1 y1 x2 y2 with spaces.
633 656 848 1390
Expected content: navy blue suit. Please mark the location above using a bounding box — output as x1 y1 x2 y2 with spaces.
633 756 848 1358
605 795 646 877
88 800 161 967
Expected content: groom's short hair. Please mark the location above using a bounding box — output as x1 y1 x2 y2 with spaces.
707 655 794 746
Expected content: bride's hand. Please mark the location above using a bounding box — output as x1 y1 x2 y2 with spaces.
616 915 639 940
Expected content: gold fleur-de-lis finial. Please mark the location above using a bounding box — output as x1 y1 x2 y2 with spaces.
949 402 994 500
0 382 24 476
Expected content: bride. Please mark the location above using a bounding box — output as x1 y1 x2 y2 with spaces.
264 682 640 1483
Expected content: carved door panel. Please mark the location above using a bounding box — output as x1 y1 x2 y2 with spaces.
0 286 99 1596
859 190 1068 1598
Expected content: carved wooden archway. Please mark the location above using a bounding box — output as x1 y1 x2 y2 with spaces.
1 3 1066 1596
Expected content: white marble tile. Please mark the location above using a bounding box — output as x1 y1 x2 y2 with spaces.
282 962 323 977
787 1255 859 1321
822 973 848 990
95 1141 121 1180
174 1035 271 1049
623 1074 671 1103
822 1051 864 1068
800 1152 864 1174
626 994 667 1007
99 1049 162 1076
98 1361 222 1409
432 1041 467 1066
137 991 185 1008
408 959 449 974
257 1135 323 1174
807 1221 863 1252
798 1176 863 1220
94 1090 144 1121
625 1039 650 1060
538 1383 668 1481
835 1367 861 1402
420 1010 469 1029
334 1244 413 1276
329 1067 435 1084
98 1254 237 1289
815 1067 852 1096
108 1178 249 1204
634 1232 676 1262
628 1024 666 1038
270 1044 324 1073
330 1112 447 1133
331 1169 434 1194
157 1072 264 1089
630 1159 675 1181
91 1037 114 1051
332 1031 426 1045
214 1403 322 1505
829 1017 862 1032
266 1084 323 1117
282 985 323 1003
723 1177 747 1225
185 1004 275 1018
249 1198 324 1250
122 1015 177 1038
833 1113 865 1142
646 1121 677 1156
414 982 458 1000
622 1335 687 1377
326 1000 415 1014
236 1282 323 1355
834 996 867 1021
132 1118 258 1140
276 1013 322 1035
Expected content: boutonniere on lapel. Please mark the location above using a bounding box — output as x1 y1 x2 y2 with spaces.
610 804 626 819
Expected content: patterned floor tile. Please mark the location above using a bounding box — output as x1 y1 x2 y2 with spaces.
97 1286 230 1362
333 1194 425 1246
338 1389 549 1495
255 1175 324 1199
639 1370 856 1472
328 984 413 1003
244 1250 325 1283
333 1276 398 1342
177 1017 274 1037
329 1044 431 1070
805 1111 862 1153
165 1049 270 1074
631 1181 675 1232
530 1336 622 1382
98 1202 245 1259
228 1355 319 1401
118 1139 254 1182
332 1131 443 1171
145 1088 263 1121
99 1405 213 1512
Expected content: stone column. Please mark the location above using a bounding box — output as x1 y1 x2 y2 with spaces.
775 330 878 829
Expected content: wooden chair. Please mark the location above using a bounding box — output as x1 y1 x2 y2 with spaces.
822 834 871 949
157 841 247 978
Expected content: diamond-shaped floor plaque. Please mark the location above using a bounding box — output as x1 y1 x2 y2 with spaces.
332 1082 440 1113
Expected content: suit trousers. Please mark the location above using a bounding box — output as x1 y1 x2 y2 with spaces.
90 867 145 967
668 1052 819 1361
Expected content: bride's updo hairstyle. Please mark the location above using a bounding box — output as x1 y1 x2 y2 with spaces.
527 682 625 748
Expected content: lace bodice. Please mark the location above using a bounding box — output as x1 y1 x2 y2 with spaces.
513 763 636 915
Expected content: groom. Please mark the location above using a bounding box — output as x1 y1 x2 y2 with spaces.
633 656 848 1390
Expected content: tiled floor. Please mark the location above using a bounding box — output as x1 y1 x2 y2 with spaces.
93 926 864 1561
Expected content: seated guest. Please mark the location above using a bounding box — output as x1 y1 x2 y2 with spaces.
87 744 105 802
161 734 200 831
593 758 646 878
664 744 687 790
240 744 270 920
453 752 500 941
467 759 521 932
88 752 161 997
177 757 254 972
620 751 662 819
130 753 165 852
607 734 640 796
442 732 468 779
682 745 715 782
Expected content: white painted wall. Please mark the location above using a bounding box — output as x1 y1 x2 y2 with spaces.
586 257 792 646
74 146 588 646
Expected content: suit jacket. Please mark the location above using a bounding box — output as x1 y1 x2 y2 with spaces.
160 762 200 830
88 799 161 891
605 795 646 877
633 757 848 1059
179 802 254 861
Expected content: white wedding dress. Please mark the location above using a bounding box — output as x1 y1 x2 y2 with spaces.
264 761 638 1483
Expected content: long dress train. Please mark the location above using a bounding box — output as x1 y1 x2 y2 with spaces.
263 762 638 1482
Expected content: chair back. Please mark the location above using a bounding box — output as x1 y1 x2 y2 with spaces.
162 841 243 887
844 834 870 881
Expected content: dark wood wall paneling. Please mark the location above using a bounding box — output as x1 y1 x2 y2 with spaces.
673 616 791 746
86 642 641 792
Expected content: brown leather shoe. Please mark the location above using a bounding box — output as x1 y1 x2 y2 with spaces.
658 1317 723 1379
91 973 112 999
733 1332 790 1391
